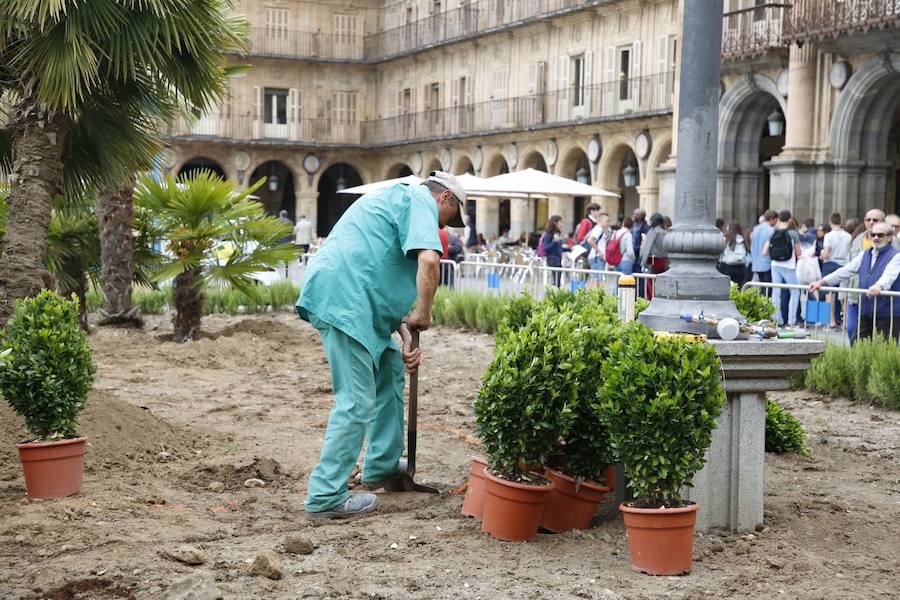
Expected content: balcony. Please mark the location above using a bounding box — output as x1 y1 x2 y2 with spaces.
365 0 605 61
165 71 674 149
783 0 900 52
721 3 790 63
245 27 364 61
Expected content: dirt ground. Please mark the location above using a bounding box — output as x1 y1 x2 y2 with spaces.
1 311 899 600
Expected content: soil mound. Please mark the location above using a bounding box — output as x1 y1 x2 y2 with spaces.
0 389 201 480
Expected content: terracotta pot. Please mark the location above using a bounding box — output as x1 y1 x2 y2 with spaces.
620 501 699 575
16 437 87 499
481 468 554 542
540 468 610 532
461 456 488 519
602 464 617 491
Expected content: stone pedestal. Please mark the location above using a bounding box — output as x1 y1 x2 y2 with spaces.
682 339 824 532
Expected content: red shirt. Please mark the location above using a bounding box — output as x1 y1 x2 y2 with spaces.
438 228 449 259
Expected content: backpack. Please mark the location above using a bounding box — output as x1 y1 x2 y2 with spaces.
537 233 546 257
769 229 793 262
605 231 625 266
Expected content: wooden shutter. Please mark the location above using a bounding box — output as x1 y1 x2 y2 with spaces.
631 40 642 107
582 51 593 115
556 55 569 121
252 86 262 137
288 88 301 140
602 46 615 115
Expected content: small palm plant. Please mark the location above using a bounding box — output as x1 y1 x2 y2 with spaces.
134 170 299 341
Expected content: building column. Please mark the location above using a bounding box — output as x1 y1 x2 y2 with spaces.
475 197 500 238
509 198 531 240
636 185 659 215
548 195 575 236
295 191 319 234
780 44 817 160
767 160 816 220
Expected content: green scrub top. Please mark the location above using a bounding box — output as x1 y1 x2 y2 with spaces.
296 183 444 363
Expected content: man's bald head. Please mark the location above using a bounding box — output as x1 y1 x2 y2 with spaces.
864 208 886 234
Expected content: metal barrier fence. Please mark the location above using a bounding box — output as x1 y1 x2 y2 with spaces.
741 281 900 345
439 259 657 300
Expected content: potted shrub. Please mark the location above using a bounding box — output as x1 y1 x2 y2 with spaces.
0 291 96 498
597 322 725 575
474 307 581 541
541 306 620 533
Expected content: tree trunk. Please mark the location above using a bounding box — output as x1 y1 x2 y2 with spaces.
97 183 143 327
59 255 90 333
0 103 72 326
173 267 204 342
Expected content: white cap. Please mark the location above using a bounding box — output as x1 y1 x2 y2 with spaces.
427 171 466 228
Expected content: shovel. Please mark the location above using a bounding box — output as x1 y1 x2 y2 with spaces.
383 329 440 494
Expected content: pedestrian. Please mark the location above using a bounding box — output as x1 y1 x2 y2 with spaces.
608 217 636 276
293 214 315 254
718 221 748 287
632 209 649 294
586 211 611 284
799 218 817 245
810 221 900 344
750 210 777 287
715 218 725 232
541 215 564 287
639 212 668 299
295 171 467 519
663 215 672 230
575 203 602 244
764 209 801 327
814 224 826 266
886 213 900 250
844 209 885 340
821 212 851 328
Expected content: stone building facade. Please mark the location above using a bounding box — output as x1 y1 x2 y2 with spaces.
162 0 900 237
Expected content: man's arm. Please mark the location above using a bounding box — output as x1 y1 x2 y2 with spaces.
810 251 863 291
407 249 441 331
874 253 900 291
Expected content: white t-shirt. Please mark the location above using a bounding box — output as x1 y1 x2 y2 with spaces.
823 229 851 266
294 219 314 245
587 224 607 260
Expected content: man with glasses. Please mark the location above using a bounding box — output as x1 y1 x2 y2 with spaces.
885 213 900 250
296 171 466 519
810 221 900 344
840 209 886 339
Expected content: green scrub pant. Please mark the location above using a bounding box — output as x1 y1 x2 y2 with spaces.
305 314 405 512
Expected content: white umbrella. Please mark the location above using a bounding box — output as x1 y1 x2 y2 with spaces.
466 168 619 198
339 174 423 195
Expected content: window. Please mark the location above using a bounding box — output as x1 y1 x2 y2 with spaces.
334 14 358 58
619 48 631 100
572 55 585 107
264 88 288 125
265 7 289 38
401 88 412 114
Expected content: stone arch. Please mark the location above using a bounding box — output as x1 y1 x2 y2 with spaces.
453 154 475 175
312 159 370 190
599 140 639 220
717 74 786 226
520 149 548 171
647 134 673 184
385 162 414 178
424 156 443 174
829 54 900 216
177 156 226 180
316 162 364 236
249 160 297 218
483 152 509 177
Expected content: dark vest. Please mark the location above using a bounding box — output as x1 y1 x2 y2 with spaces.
858 245 900 319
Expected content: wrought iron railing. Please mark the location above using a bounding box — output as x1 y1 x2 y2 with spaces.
783 0 900 44
166 71 674 147
245 27 364 61
365 0 601 60
363 71 675 145
721 3 790 62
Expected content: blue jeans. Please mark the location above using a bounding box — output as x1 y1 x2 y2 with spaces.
771 266 799 326
617 259 634 276
590 258 606 280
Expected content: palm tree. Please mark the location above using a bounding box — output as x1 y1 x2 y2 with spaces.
134 171 299 341
96 182 143 327
0 0 248 326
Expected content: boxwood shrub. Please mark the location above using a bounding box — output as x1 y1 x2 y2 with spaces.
0 291 96 440
765 399 810 455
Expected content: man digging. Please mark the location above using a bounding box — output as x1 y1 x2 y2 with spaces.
296 172 467 519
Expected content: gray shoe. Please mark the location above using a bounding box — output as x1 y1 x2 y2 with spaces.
360 458 408 489
307 492 378 520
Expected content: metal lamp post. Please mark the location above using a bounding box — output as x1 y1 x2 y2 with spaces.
638 0 743 334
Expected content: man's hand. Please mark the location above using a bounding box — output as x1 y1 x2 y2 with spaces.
406 308 432 332
867 283 883 298
808 279 826 293
398 323 422 373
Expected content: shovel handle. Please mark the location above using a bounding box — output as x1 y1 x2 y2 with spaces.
407 330 419 476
